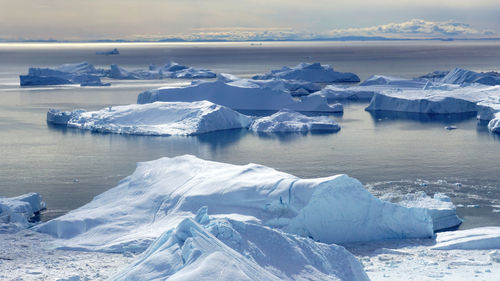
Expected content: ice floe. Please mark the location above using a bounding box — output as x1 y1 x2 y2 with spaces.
253 62 360 83
34 155 433 252
0 193 46 230
46 101 252 136
137 77 340 112
111 210 369 281
395 191 462 232
250 108 341 133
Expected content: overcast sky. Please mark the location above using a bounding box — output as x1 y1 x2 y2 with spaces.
0 0 499 40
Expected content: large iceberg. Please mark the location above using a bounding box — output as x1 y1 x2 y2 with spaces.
137 78 340 112
35 155 433 252
253 62 360 83
19 62 109 87
46 101 252 136
108 62 216 80
250 109 341 133
0 193 46 229
395 192 462 232
440 68 500 85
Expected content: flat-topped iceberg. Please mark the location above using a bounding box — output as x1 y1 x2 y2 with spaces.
311 75 433 101
365 85 500 133
111 210 369 281
108 62 216 80
137 78 340 112
253 62 360 83
440 68 500 86
395 192 462 232
35 155 433 252
20 62 109 87
0 193 46 229
250 109 341 133
46 101 252 136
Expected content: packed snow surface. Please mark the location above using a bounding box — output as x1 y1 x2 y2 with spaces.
250 108 341 133
137 77 340 112
35 155 433 253
252 62 360 83
46 101 252 136
433 227 500 250
395 192 462 232
0 193 46 229
111 209 369 281
20 62 109 86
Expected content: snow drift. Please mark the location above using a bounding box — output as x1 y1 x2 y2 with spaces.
111 209 369 281
35 155 433 253
137 78 340 112
252 63 360 83
250 109 341 133
46 101 252 136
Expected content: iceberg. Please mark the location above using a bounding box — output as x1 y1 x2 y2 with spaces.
107 62 216 80
0 193 46 229
252 62 360 83
432 227 500 250
35 155 433 252
440 68 500 85
137 78 340 112
395 192 462 232
111 210 369 281
46 101 252 136
20 62 109 87
96 48 120 55
250 109 341 133
488 112 500 133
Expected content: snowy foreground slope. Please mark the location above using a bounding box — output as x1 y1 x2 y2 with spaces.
252 62 360 83
137 77 340 112
46 101 252 136
35 155 433 253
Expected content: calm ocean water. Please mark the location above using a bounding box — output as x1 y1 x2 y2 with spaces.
0 41 499 228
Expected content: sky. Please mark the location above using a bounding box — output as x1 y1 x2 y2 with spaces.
0 0 499 41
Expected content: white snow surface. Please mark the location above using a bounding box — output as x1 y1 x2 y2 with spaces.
111 209 369 281
395 192 462 232
34 155 433 253
250 108 341 133
252 62 360 83
46 101 252 136
0 193 46 229
137 77 340 112
433 227 500 250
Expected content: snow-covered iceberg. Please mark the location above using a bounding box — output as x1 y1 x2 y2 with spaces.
250 109 341 133
365 85 500 132
0 193 46 229
253 62 360 83
440 68 500 86
20 62 109 87
111 209 369 281
432 227 500 250
108 62 216 80
311 75 432 101
35 155 433 252
46 101 252 136
396 192 462 232
137 78 340 112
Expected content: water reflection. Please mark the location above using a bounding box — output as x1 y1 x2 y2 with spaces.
367 110 477 124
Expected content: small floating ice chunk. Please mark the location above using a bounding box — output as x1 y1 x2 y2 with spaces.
46 101 252 136
445 125 457 130
250 109 341 133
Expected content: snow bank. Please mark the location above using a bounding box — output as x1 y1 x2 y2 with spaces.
396 192 462 232
137 78 339 112
46 101 252 136
111 209 369 281
35 155 433 252
0 193 46 228
20 62 109 87
432 227 500 250
440 68 500 85
312 75 430 101
250 109 341 133
108 62 216 80
253 62 360 83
